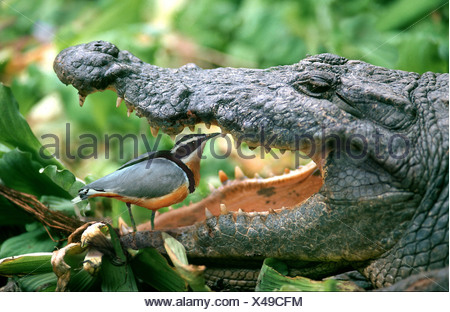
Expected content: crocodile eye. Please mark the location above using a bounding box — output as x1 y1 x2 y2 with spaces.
292 71 338 97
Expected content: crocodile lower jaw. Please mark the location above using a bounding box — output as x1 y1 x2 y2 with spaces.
144 160 323 230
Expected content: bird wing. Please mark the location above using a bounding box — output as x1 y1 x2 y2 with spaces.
117 150 171 171
117 150 195 193
80 158 188 199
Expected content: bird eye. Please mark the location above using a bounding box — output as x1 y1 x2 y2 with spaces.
174 141 198 159
292 71 338 97
176 146 190 158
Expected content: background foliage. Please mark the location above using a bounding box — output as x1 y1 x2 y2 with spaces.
0 0 448 291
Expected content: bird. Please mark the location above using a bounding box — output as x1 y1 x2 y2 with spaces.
72 132 221 232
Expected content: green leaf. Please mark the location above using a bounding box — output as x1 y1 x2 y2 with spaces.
40 165 85 198
0 226 57 258
68 267 99 291
256 258 360 291
0 86 84 203
0 149 70 198
131 248 187 291
100 224 138 291
0 252 53 276
40 196 76 216
162 232 210 292
15 272 57 291
0 83 63 169
0 142 10 158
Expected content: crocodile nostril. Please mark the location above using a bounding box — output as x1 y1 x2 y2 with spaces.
86 41 119 57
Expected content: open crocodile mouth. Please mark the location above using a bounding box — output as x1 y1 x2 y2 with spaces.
135 121 324 231
100 91 325 230
77 93 325 231
83 93 324 229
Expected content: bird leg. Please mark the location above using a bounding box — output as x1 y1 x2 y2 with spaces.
126 203 137 233
150 211 155 230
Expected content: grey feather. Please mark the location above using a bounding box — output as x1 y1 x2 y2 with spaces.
79 158 188 199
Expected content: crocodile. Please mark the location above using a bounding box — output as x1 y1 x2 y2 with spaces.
53 41 449 291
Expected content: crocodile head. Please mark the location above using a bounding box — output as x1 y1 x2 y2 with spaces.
54 41 449 289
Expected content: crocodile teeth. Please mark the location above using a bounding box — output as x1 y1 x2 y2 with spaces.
269 208 276 214
205 122 211 129
234 166 245 180
79 94 86 107
208 183 216 193
127 107 133 117
170 134 176 141
205 207 214 219
168 206 173 211
220 203 228 215
189 125 195 132
284 168 290 174
154 210 160 218
254 173 261 179
218 170 228 183
237 208 244 215
116 97 123 108
150 126 159 137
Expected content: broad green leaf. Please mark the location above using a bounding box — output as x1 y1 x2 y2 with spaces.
0 252 53 276
40 165 85 198
15 272 57 292
0 226 57 258
100 224 138 291
0 83 63 169
131 248 187 291
0 142 10 158
162 232 210 292
40 196 76 216
68 267 99 291
256 258 361 291
0 149 70 198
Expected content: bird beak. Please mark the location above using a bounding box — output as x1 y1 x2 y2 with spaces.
206 132 222 140
199 133 221 150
